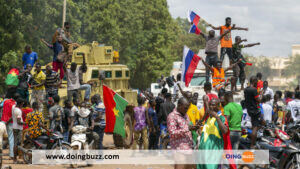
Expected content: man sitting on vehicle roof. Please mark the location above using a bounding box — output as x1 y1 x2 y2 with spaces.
201 59 241 92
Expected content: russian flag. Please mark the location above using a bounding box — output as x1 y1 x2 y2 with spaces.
182 46 201 87
188 10 200 26
189 24 201 35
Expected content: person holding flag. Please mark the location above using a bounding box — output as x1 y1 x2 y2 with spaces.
198 26 234 82
232 36 260 91
102 85 128 140
207 17 248 63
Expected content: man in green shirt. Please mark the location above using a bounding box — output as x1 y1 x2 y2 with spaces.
224 91 243 149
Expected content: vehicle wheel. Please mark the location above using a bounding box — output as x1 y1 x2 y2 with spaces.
124 113 133 148
285 155 300 169
113 113 133 148
23 142 34 164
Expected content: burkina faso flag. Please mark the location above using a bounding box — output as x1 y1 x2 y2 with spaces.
103 85 128 138
5 68 19 86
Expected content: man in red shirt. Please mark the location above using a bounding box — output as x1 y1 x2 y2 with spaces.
1 93 19 159
207 17 248 63
256 72 263 92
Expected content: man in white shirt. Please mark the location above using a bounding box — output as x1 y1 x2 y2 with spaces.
262 95 273 123
263 81 274 99
12 98 24 164
287 92 300 122
173 73 183 98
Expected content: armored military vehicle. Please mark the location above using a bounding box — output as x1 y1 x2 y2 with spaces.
52 41 137 148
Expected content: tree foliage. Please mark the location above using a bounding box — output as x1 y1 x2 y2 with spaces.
244 54 273 80
0 0 206 90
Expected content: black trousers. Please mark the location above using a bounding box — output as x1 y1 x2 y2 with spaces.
220 48 233 62
148 127 160 150
205 54 218 82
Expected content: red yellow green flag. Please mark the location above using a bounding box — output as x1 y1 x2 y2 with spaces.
103 85 128 138
5 68 19 86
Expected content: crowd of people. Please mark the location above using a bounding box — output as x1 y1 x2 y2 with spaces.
0 21 105 164
0 16 299 169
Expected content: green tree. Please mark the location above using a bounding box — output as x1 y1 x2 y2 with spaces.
244 55 273 80
282 54 300 78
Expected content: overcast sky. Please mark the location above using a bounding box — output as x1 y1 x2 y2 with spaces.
167 0 300 57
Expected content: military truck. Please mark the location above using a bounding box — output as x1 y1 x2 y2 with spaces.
42 41 137 148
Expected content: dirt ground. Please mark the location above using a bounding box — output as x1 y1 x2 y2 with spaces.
2 134 174 169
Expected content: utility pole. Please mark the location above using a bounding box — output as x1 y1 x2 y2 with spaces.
62 0 67 28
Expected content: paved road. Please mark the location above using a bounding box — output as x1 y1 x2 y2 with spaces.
2 134 174 169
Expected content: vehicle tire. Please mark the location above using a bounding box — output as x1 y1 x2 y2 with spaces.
23 142 34 164
124 113 133 148
285 156 300 169
113 113 133 148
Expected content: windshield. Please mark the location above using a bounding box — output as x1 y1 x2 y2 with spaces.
190 75 206 86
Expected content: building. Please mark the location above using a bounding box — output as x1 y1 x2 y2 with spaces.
292 44 300 57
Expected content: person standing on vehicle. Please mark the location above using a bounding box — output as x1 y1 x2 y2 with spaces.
132 96 150 150
232 36 260 90
41 35 65 80
224 91 243 150
199 27 233 82
167 97 197 169
207 17 248 63
17 64 33 102
49 95 63 133
12 98 24 164
91 94 106 149
287 91 300 122
22 45 38 69
31 63 46 113
244 76 264 148
45 65 61 103
62 100 73 142
64 54 90 102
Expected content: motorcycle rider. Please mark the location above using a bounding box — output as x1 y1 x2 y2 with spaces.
70 100 99 149
26 102 50 139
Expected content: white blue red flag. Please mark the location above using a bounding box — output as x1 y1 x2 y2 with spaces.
182 46 201 87
189 24 201 35
188 10 200 26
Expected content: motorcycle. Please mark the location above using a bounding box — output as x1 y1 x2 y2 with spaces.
257 123 300 169
286 121 300 146
70 125 95 168
19 131 70 164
